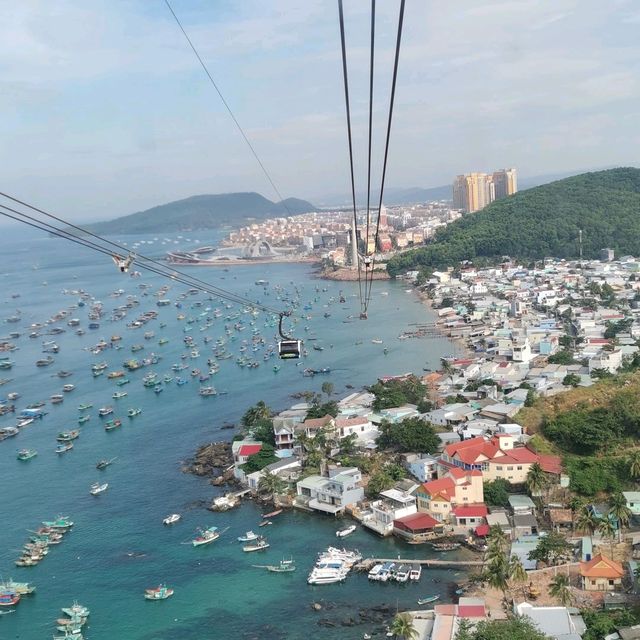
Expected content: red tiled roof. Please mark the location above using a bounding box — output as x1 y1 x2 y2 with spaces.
303 415 334 429
458 604 486 618
452 504 488 518
537 453 563 475
238 444 262 456
475 524 490 536
580 553 624 578
393 512 440 531
335 417 369 427
420 477 455 501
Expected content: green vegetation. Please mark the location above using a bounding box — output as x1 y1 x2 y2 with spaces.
483 479 510 507
305 400 339 419
528 532 573 566
581 608 640 640
369 375 427 412
455 616 552 639
82 192 317 235
241 443 278 474
388 168 640 275
376 417 440 454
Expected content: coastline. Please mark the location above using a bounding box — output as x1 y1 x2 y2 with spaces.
320 267 390 281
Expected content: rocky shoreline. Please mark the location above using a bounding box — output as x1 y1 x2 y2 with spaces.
319 267 390 281
182 441 237 487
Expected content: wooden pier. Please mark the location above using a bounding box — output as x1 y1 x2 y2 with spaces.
355 557 485 571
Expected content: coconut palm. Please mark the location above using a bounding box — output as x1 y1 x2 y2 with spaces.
549 573 572 606
241 400 272 427
609 493 632 542
508 556 528 597
257 471 287 498
486 525 508 560
598 516 617 558
628 450 640 481
575 505 600 545
389 612 418 640
526 463 547 498
484 554 509 593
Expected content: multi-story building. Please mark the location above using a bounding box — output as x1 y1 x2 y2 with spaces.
453 168 517 213
492 168 518 199
295 467 364 515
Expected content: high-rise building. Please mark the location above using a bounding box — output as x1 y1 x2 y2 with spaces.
453 168 517 213
492 168 518 200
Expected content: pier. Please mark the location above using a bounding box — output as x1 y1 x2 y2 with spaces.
355 557 485 571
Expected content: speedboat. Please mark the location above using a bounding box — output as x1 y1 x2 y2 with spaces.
163 514 181 525
336 525 356 538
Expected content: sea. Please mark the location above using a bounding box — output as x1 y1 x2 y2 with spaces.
0 227 466 640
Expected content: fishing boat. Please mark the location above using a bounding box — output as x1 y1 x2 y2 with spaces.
116 377 130 386
262 509 283 518
36 356 54 367
107 370 125 379
50 394 64 404
163 513 181 525
0 579 35 595
237 531 258 542
104 418 122 431
77 415 90 424
16 417 33 428
112 391 128 399
0 426 19 440
17 449 37 461
409 564 422 581
258 520 272 528
417 595 440 605
98 405 113 416
253 558 296 573
61 602 90 618
0 592 20 607
62 384 75 392
336 525 357 538
78 403 93 411
127 407 142 417
431 542 461 552
242 536 270 552
57 430 80 442
144 584 174 600
56 442 74 454
96 457 117 470
199 386 217 396
89 482 109 495
192 526 219 547
42 516 74 530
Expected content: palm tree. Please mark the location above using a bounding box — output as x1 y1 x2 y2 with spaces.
486 525 508 560
484 554 509 593
628 450 640 482
549 573 572 606
241 400 271 427
575 505 600 546
609 493 632 542
257 471 287 498
508 556 527 597
526 463 547 498
389 612 418 640
598 516 617 558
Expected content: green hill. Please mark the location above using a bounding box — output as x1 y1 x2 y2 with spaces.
387 167 640 276
83 192 317 235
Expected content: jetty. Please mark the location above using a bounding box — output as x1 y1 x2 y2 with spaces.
355 557 485 571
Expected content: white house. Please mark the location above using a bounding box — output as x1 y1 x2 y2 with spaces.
295 467 364 515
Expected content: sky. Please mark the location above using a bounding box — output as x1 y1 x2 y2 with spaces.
1 0 640 221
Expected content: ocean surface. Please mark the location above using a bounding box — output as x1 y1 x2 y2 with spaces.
0 227 465 640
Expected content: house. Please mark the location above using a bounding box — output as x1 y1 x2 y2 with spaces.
589 349 622 375
623 491 640 516
272 405 308 450
509 495 536 515
416 467 484 523
452 504 487 529
513 513 539 538
393 512 445 543
363 487 417 536
295 467 364 515
486 510 513 538
430 598 487 640
334 416 378 443
244 456 301 491
580 554 625 591
404 453 439 482
296 414 335 438
514 602 586 640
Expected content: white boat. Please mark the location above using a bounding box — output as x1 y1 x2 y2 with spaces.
90 482 109 495
368 563 384 580
409 564 422 581
237 531 258 542
192 526 219 547
307 564 349 585
243 536 270 552
336 525 356 538
163 514 181 525
395 565 410 582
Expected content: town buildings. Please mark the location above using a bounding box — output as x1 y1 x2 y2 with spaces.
452 168 518 213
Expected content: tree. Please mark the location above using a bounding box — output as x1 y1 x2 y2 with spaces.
305 401 338 419
608 493 632 541
483 479 510 507
366 470 395 497
241 400 272 427
549 573 572 606
321 381 334 398
524 389 537 407
575 505 600 545
339 433 358 455
628 450 640 481
526 463 547 497
562 373 581 387
528 531 573 566
376 417 440 454
257 470 287 498
598 516 617 558
508 556 527 595
389 613 418 640
547 349 575 365
241 444 279 474
456 617 552 640
249 418 275 446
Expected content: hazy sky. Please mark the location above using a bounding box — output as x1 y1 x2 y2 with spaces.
2 0 640 221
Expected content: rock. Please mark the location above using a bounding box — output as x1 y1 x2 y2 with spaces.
317 620 336 628
340 618 355 627
183 441 234 479
312 602 322 611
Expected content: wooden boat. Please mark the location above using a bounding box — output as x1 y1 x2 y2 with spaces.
116 377 130 386
56 442 74 454
258 520 272 528
336 525 356 538
253 558 296 573
104 418 122 431
432 542 461 551
78 415 90 424
192 526 219 547
238 531 258 542
96 457 117 470
57 430 80 442
77 403 93 411
144 584 174 600
417 595 440 605
243 536 270 552
262 509 283 519
17 449 37 461
90 482 109 495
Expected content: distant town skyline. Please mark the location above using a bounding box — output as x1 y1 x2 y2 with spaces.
2 1 640 222
453 168 518 213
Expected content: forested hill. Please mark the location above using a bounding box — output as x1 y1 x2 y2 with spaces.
83 192 317 235
387 167 640 276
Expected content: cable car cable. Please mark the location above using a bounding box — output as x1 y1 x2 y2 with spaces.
162 0 292 217
364 0 376 263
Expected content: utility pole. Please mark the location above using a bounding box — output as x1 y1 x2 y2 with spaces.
579 229 583 269
350 217 358 269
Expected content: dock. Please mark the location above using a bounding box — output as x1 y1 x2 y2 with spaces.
355 557 485 571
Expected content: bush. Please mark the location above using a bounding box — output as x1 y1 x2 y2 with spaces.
376 417 440 454
483 479 510 507
564 455 628 496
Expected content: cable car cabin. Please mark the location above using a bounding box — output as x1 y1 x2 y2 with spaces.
278 339 302 359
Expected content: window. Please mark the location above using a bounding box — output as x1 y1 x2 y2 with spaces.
517 466 523 470
507 466 513 471
591 580 596 585
609 580 615 586
496 466 503 471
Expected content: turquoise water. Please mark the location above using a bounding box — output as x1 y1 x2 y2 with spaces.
0 228 461 639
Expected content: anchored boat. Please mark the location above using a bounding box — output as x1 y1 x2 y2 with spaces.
144 584 174 600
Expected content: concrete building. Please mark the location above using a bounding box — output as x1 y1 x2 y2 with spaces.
492 168 518 200
295 467 364 515
514 602 586 640
580 554 625 591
